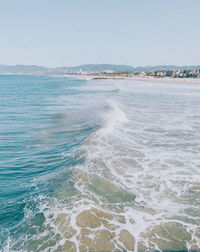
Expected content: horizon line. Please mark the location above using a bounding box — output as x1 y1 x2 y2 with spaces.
1 63 200 68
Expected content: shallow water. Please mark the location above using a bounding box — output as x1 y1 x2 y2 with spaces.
0 75 200 251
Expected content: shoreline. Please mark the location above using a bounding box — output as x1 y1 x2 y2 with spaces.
61 74 200 84
1 73 200 84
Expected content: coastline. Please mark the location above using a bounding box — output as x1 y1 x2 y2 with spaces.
61 74 200 84
1 73 200 84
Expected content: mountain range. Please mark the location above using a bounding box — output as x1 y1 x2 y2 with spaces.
0 64 200 75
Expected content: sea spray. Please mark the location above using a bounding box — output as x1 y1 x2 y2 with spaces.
1 76 200 251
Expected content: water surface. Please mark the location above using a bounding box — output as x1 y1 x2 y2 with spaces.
1 75 200 251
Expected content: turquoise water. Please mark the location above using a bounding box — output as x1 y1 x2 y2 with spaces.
1 75 200 251
0 76 97 247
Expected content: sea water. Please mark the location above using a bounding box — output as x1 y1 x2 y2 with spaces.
0 75 200 251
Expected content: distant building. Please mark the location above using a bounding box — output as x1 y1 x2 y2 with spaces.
103 70 114 74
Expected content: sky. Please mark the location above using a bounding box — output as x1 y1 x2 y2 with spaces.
0 0 200 67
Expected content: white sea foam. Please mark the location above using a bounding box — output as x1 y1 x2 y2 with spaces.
3 79 200 251
96 99 128 136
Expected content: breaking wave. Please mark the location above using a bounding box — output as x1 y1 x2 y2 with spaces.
2 77 200 251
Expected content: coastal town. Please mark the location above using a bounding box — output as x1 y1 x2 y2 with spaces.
68 68 200 83
85 69 200 79
0 64 200 81
133 69 200 78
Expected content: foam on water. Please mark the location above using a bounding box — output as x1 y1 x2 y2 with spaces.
96 99 128 136
1 77 200 251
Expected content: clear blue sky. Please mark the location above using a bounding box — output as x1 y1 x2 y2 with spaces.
0 0 200 67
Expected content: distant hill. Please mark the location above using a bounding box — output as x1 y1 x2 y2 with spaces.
53 64 135 73
0 64 134 74
72 64 134 72
0 64 48 74
0 64 199 75
132 65 200 72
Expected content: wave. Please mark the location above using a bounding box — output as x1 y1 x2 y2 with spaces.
2 77 200 252
96 99 128 137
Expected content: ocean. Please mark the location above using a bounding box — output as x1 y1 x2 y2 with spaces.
0 75 200 251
